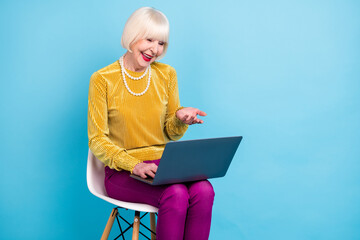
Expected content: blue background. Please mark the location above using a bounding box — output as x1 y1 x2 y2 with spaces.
1 0 359 239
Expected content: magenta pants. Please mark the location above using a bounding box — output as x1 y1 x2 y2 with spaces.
104 160 215 240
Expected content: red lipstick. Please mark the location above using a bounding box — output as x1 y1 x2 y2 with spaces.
142 53 152 62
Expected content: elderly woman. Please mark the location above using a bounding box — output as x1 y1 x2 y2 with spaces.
88 7 214 240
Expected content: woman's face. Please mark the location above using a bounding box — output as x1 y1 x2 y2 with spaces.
126 38 165 72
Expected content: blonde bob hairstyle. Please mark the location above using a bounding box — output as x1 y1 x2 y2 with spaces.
121 7 170 60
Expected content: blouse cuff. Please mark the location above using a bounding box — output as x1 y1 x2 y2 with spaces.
112 151 142 173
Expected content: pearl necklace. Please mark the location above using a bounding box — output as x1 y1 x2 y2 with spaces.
119 56 151 96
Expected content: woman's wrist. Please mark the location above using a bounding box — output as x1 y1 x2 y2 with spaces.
175 106 185 119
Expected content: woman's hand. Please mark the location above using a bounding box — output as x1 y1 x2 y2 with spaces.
133 162 158 179
176 107 207 125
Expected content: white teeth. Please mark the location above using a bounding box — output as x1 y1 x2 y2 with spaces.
143 53 152 58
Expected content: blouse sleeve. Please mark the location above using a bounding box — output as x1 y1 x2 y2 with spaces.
87 72 141 172
164 67 189 140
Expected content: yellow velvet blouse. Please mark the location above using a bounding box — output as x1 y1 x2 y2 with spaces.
88 60 188 172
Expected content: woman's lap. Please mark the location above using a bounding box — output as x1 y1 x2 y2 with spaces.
105 166 165 207
104 165 214 208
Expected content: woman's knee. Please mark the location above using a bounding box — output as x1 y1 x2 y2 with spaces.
189 180 215 202
159 184 189 212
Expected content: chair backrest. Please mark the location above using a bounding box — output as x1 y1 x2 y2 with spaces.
87 149 108 197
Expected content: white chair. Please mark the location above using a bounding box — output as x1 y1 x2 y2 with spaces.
87 149 159 240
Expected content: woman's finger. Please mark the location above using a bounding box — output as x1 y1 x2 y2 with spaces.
140 171 148 178
192 118 199 124
142 164 157 178
181 114 189 122
185 115 192 122
150 163 158 173
146 169 156 178
196 110 207 116
187 116 195 123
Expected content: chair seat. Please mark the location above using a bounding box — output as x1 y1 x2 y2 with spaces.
90 186 159 213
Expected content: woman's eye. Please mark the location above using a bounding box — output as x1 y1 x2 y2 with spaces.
158 41 165 46
147 39 152 42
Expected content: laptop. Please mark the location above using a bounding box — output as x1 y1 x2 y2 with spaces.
130 136 242 185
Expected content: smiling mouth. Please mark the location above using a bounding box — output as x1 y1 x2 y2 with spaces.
142 52 153 62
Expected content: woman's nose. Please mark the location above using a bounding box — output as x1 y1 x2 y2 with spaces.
150 42 159 55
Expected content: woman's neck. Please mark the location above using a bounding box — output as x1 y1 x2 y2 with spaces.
123 52 146 72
